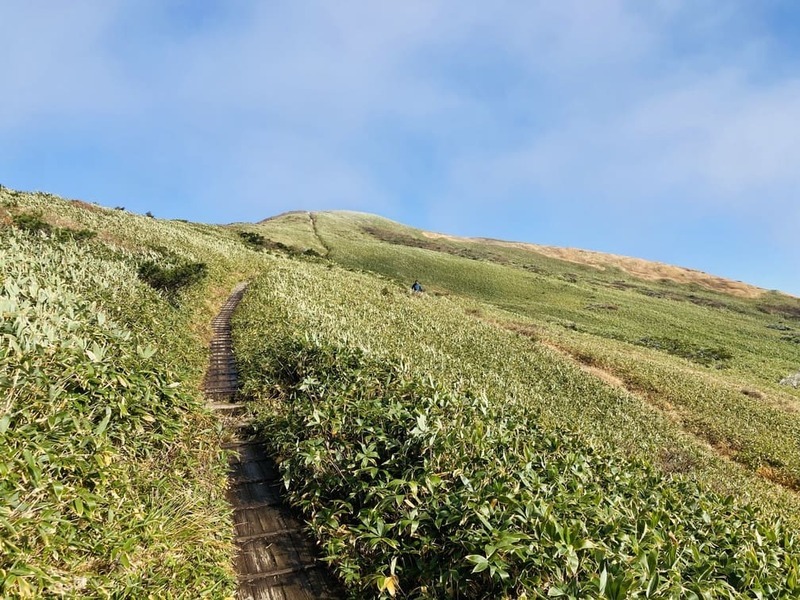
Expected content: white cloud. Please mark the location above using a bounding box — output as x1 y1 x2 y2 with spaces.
427 6 800 219
2 1 799 280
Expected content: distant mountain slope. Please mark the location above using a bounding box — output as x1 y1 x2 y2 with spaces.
438 232 765 298
256 209 778 298
253 209 800 509
237 210 800 596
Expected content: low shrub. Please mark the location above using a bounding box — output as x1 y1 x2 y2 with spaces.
11 212 96 242
137 260 208 302
636 336 733 367
238 230 267 248
12 211 52 234
58 227 96 242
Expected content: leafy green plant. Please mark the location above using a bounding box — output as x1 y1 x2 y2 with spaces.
0 186 275 598
58 227 96 242
234 261 800 599
11 211 96 243
12 211 52 234
238 230 268 249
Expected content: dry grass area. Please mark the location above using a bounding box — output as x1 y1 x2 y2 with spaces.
69 199 107 213
514 243 765 299
421 230 766 299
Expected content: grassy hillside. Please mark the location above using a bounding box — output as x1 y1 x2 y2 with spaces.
232 255 800 598
4 190 800 598
0 188 273 598
237 210 800 596
253 211 800 499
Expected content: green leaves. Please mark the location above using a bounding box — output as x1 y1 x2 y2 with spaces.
235 260 800 599
94 407 112 437
137 259 208 304
0 198 254 598
466 554 490 573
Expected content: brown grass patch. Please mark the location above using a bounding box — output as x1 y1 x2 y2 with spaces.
70 200 105 213
47 214 86 231
498 320 541 341
756 465 800 490
535 338 631 391
659 447 699 475
258 210 310 224
421 231 766 299
502 243 765 299
580 363 627 390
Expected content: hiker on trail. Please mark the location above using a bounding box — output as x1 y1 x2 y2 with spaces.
411 280 424 293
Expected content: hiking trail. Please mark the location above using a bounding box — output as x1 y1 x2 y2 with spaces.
308 212 331 257
204 283 342 600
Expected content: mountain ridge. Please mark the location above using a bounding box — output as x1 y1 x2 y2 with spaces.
258 209 781 299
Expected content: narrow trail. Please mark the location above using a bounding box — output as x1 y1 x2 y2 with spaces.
308 212 331 257
204 283 342 600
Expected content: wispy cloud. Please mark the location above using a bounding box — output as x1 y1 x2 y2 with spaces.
1 1 798 292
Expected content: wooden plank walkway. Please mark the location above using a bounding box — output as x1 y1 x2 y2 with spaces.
204 283 343 600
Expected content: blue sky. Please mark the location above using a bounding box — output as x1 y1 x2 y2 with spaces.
2 2 799 295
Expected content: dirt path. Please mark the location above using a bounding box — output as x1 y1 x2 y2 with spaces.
204 283 342 600
308 212 331 257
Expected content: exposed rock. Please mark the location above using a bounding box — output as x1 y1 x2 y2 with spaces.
779 372 800 388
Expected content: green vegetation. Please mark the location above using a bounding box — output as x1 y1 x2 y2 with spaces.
254 212 800 500
238 230 271 249
4 188 800 598
12 211 97 242
634 336 733 367
137 259 208 303
234 210 328 256
0 189 270 598
233 258 800 598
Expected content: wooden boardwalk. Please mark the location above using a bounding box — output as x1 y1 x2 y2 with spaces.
204 284 343 600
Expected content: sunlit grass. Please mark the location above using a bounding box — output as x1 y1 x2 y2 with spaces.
233 256 800 598
254 211 800 501
0 188 271 598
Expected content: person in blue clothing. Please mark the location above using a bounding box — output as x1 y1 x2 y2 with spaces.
411 280 424 293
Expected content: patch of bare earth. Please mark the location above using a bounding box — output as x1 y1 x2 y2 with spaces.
757 465 799 489
542 340 628 390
